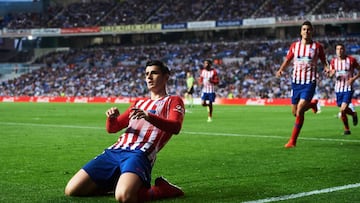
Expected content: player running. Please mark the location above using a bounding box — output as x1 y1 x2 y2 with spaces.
327 43 360 135
276 21 329 148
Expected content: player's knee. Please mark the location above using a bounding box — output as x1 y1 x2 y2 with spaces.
64 184 76 196
115 189 137 203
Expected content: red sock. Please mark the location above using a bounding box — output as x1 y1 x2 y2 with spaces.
308 100 317 113
341 113 349 130
290 115 304 145
138 186 160 202
345 107 354 116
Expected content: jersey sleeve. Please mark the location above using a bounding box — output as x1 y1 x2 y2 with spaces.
210 70 219 85
285 42 295 60
106 103 133 133
198 69 204 84
146 96 185 134
350 56 360 69
330 58 335 70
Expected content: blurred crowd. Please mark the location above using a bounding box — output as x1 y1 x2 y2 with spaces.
1 37 359 99
2 0 360 29
1 0 360 99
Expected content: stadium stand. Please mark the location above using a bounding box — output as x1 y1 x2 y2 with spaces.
6 0 360 28
0 0 359 101
1 37 359 100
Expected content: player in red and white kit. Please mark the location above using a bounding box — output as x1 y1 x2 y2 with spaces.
276 21 329 148
65 60 185 202
328 43 360 135
199 59 219 122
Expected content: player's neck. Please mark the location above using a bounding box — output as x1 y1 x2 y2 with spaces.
150 91 168 100
338 55 346 60
301 38 313 44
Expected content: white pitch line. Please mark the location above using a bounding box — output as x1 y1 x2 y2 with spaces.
183 131 360 143
0 121 103 130
242 183 360 203
1 122 360 143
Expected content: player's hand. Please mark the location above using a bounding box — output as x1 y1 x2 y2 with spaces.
106 107 120 118
276 70 283 77
348 78 355 86
129 108 149 120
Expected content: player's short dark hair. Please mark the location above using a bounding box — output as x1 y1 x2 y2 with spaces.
335 43 345 49
301 21 313 30
204 59 213 65
146 60 170 75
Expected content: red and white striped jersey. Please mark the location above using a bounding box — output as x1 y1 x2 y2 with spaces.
199 68 218 93
286 41 326 84
107 95 184 165
330 56 360 92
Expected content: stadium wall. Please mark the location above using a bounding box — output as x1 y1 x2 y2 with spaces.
1 96 359 107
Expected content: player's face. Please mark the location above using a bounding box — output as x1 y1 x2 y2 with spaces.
300 25 313 41
336 45 345 58
145 65 168 91
204 61 211 69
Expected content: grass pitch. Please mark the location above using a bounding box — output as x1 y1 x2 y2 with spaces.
0 103 359 203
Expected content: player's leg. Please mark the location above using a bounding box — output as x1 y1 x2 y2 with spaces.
340 102 351 134
137 177 184 202
349 103 355 112
347 103 358 125
65 150 121 196
304 99 318 113
207 93 216 122
189 87 194 108
207 101 213 122
189 93 194 108
309 99 319 113
201 93 208 107
115 156 183 202
344 94 357 126
285 84 315 148
291 103 297 117
65 169 103 196
285 99 308 148
316 99 321 113
115 172 143 203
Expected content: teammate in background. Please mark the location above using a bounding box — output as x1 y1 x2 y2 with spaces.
276 21 329 148
185 71 195 111
327 43 360 135
199 59 219 122
65 60 185 202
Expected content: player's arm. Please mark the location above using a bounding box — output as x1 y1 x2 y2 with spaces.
348 58 360 85
276 58 291 77
276 44 294 77
105 106 131 133
327 59 336 78
198 71 203 85
319 44 330 73
210 71 219 85
131 96 184 134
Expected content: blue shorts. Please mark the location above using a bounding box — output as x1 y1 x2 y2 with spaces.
201 92 216 103
291 83 316 105
336 91 353 107
83 149 152 191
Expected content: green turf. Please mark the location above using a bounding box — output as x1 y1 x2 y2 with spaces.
0 103 359 202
